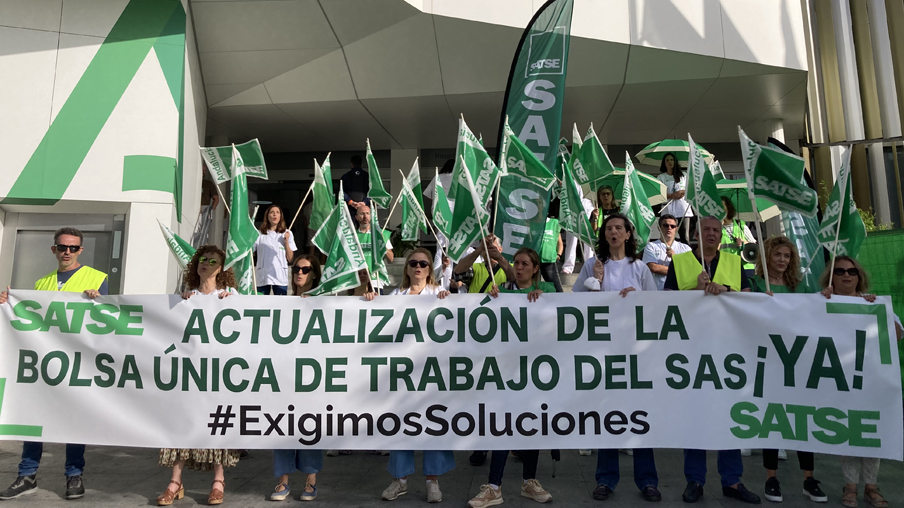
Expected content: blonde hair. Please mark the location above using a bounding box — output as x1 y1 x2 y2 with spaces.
400 248 437 290
819 255 870 294
755 236 801 291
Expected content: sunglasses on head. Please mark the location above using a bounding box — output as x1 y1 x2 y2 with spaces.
408 260 430 269
55 244 81 253
833 267 859 277
292 265 314 274
661 223 678 229
198 256 220 266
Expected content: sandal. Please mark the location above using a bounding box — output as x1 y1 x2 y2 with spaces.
157 480 184 506
864 485 887 508
842 485 858 508
208 479 225 506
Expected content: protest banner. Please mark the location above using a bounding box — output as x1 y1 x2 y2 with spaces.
0 291 899 459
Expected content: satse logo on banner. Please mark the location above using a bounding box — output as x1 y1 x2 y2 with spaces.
525 27 567 77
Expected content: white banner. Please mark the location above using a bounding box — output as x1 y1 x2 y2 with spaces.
0 291 900 459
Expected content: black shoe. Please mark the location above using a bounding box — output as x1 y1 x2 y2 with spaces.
592 484 613 501
683 482 704 503
802 478 827 503
641 485 662 502
723 483 761 504
764 477 782 502
65 475 85 500
468 451 488 466
0 476 37 500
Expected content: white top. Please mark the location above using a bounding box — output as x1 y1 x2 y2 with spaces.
390 284 443 295
642 239 693 290
423 173 453 200
659 173 694 218
572 256 657 292
253 229 297 286
435 265 454 291
189 287 237 296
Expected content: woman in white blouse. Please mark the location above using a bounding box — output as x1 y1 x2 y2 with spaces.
253 204 296 295
657 153 694 244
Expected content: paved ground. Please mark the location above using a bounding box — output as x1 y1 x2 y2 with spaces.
0 442 901 507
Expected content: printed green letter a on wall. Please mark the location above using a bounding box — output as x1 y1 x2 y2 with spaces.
2 0 187 219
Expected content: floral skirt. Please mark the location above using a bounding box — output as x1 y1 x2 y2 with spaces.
158 449 240 471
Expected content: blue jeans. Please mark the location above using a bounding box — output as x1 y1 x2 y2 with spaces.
19 442 85 477
387 451 455 479
684 449 743 487
257 285 288 295
273 449 322 476
595 448 658 490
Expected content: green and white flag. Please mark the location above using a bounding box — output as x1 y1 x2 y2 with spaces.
224 171 258 270
200 139 268 184
432 167 453 237
447 156 491 262
494 117 556 259
578 124 616 189
365 139 392 209
401 159 427 241
686 133 726 220
558 157 594 247
233 253 256 295
369 202 391 287
817 147 866 258
620 154 656 250
449 117 504 209
553 137 570 199
739 128 817 217
709 159 725 179
157 220 195 270
784 211 826 293
309 157 335 247
309 183 369 296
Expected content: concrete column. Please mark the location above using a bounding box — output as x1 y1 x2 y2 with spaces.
389 149 417 228
762 120 786 237
885 0 904 133
800 0 828 144
868 0 902 137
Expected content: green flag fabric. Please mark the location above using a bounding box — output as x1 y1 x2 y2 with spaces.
432 167 453 238
200 138 268 184
401 159 427 241
558 159 594 247
783 211 826 293
449 117 503 209
494 117 556 259
309 158 334 248
739 128 817 217
447 156 491 261
620 154 656 250
233 253 256 295
157 220 195 269
308 184 369 296
686 133 726 220
816 148 866 258
224 171 258 270
365 139 392 208
368 202 391 287
578 124 616 188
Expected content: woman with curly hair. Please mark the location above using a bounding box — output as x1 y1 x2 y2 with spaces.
269 254 324 502
157 246 238 506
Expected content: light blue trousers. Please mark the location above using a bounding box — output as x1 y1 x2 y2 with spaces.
273 449 323 476
387 450 455 478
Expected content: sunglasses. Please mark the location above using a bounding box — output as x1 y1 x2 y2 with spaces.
55 244 81 253
198 256 220 266
661 224 678 229
408 260 430 269
292 265 314 275
833 267 859 277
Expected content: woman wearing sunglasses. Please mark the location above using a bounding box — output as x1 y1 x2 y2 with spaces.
268 254 324 502
159 246 238 506
749 237 827 503
370 248 454 503
820 257 902 508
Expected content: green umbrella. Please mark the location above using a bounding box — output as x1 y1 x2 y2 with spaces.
716 178 780 221
635 139 714 168
590 169 667 206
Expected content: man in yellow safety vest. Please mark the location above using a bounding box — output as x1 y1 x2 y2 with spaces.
0 227 107 501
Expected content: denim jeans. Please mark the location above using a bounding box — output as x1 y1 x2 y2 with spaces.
387 451 455 479
684 449 742 487
539 263 563 293
19 442 85 477
488 450 539 486
257 285 288 295
273 449 323 476
595 448 658 490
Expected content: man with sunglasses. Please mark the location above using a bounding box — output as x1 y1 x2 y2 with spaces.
355 205 393 294
642 214 691 291
0 227 107 501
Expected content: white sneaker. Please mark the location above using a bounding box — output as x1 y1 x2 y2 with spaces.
619 449 634 456
740 449 752 457
777 449 787 460
426 479 442 503
381 479 408 501
521 479 552 503
468 484 503 508
578 449 592 456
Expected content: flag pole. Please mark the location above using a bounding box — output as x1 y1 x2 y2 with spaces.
214 181 231 214
250 204 259 293
287 184 313 231
399 169 445 259
380 189 403 236
749 196 771 292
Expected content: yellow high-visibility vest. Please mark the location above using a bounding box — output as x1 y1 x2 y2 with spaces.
34 266 107 292
672 251 741 292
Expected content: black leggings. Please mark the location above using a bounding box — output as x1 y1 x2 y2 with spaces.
489 450 540 486
763 449 814 471
539 263 563 293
